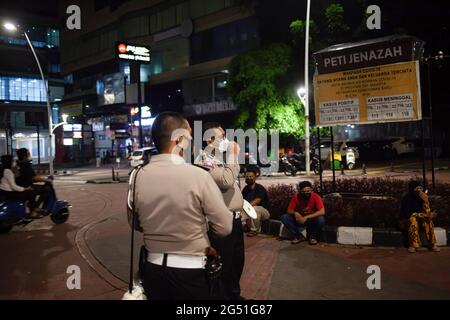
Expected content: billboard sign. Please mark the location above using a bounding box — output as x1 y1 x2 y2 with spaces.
313 35 424 127
116 42 151 64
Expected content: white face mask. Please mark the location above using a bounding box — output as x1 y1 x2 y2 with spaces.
218 138 229 153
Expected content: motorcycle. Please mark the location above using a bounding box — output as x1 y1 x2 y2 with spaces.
280 152 322 176
0 179 71 234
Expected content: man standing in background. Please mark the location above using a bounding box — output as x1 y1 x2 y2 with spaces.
195 122 245 300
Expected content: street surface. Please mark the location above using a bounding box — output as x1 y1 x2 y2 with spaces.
1 157 450 299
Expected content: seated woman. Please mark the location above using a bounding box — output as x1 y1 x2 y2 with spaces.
400 181 440 253
0 155 41 219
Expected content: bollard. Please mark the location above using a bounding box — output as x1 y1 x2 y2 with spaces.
112 166 116 181
116 172 119 182
340 164 345 176
362 163 367 175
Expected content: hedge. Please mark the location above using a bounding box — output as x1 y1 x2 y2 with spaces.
266 177 450 228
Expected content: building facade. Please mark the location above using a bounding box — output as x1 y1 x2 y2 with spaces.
0 3 64 163
59 0 259 164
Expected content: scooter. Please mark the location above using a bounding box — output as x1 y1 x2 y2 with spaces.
344 147 356 170
0 180 71 234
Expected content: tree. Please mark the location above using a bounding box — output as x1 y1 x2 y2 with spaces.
325 4 351 44
228 43 305 138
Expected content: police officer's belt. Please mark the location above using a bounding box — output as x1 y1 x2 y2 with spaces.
147 253 207 269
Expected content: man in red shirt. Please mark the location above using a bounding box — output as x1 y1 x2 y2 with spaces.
281 181 326 245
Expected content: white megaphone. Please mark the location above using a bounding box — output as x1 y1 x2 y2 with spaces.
242 200 258 220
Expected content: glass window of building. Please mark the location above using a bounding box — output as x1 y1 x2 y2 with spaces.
182 77 213 105
121 16 149 39
0 76 47 102
47 29 60 47
214 74 228 101
150 13 162 34
176 2 190 24
150 38 189 75
190 17 259 65
161 7 176 30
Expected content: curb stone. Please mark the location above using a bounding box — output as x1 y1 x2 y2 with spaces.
262 220 449 247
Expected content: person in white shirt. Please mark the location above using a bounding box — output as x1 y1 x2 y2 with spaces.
0 155 40 218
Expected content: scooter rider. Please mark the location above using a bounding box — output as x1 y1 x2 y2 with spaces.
195 122 245 300
15 148 55 215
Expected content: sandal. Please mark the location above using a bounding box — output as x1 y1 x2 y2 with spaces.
246 231 258 237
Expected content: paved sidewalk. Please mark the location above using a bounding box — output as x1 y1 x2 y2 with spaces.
83 196 450 300
2 182 450 300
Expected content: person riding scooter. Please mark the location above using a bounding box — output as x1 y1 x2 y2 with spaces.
0 155 41 219
15 148 54 215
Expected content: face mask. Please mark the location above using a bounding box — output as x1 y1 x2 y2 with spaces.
299 193 311 201
12 160 17 168
245 178 255 185
175 135 191 155
218 138 229 153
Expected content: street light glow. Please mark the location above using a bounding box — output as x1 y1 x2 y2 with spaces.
3 22 17 32
297 87 307 99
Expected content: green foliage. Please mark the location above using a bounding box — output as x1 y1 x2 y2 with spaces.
290 20 319 48
325 4 350 43
229 43 305 138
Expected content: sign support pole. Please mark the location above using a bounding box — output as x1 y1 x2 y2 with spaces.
421 118 427 189
330 126 336 193
317 127 323 195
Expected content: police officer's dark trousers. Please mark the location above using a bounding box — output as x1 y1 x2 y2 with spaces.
209 214 245 300
142 261 212 300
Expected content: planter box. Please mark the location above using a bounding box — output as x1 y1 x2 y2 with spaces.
373 228 405 247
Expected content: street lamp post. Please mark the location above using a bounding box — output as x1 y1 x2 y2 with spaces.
297 87 310 176
3 22 56 174
302 0 312 176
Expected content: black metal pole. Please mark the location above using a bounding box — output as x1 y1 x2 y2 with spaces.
330 126 336 192
317 127 323 195
5 117 9 155
427 61 436 188
421 118 427 189
136 62 143 148
37 122 41 165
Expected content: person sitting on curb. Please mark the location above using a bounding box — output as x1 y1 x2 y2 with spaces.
241 167 270 237
400 181 440 253
281 181 325 245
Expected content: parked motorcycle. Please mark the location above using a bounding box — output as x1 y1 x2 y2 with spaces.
280 152 322 176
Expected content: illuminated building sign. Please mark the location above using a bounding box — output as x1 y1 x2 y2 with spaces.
116 42 151 64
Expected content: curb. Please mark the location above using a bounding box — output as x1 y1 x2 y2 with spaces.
86 180 127 184
75 218 128 291
35 169 78 176
262 219 449 247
